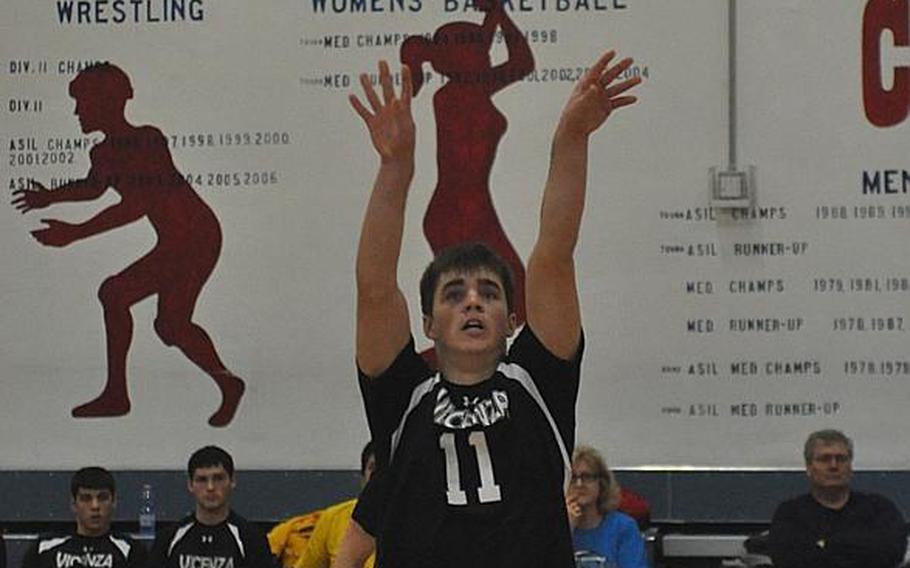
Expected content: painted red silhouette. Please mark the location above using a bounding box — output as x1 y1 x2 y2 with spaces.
11 63 244 427
401 0 534 330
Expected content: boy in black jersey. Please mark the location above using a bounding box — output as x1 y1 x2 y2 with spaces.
342 49 641 568
148 446 272 568
21 467 147 568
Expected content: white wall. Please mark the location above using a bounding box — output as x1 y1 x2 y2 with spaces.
1 1 907 469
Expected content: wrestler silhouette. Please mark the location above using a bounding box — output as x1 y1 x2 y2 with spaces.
11 63 244 427
401 0 534 326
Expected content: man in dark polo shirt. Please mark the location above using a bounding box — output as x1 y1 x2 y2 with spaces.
769 429 907 568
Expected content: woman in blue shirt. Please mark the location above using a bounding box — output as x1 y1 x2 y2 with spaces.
566 446 649 568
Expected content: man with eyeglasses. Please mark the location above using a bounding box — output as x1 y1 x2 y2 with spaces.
768 429 907 568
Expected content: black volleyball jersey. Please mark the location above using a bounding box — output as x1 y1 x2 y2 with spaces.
148 512 272 568
21 532 146 568
355 325 582 568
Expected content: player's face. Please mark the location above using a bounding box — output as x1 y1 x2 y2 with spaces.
424 269 516 362
188 465 235 514
567 460 601 508
806 441 853 492
71 488 115 537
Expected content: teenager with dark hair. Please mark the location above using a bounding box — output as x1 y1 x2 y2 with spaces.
148 446 272 568
21 467 146 568
342 45 640 567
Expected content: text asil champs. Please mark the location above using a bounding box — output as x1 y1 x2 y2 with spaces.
56 0 204 24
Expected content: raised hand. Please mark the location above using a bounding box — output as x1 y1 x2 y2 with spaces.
31 218 79 247
11 180 53 213
349 61 415 164
558 49 642 138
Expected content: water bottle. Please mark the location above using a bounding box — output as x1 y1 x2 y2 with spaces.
138 483 156 538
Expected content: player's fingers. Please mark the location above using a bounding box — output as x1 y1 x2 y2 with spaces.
583 50 616 86
379 60 395 106
349 94 373 123
610 95 638 109
604 76 641 99
400 64 413 109
600 56 633 87
360 72 382 114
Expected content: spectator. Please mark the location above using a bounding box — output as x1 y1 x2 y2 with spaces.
294 443 376 568
148 446 272 568
769 429 907 568
566 446 648 568
20 467 146 568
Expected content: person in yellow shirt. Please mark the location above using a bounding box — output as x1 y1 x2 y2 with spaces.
295 443 376 568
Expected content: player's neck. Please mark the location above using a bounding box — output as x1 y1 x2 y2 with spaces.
195 505 230 526
75 525 109 538
812 486 850 510
436 342 504 385
438 352 500 385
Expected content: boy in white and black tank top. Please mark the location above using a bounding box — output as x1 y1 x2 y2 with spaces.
342 45 641 568
21 467 146 568
147 446 271 568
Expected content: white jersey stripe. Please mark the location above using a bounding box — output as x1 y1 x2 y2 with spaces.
389 374 441 462
167 521 195 556
498 361 572 490
38 536 71 554
107 534 131 558
227 522 245 558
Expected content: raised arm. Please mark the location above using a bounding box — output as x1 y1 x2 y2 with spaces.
350 61 417 377
526 50 640 359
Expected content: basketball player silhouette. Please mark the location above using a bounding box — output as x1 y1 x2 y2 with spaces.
401 0 534 334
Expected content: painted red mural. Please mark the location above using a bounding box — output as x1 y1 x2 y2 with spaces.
11 63 244 427
402 0 534 335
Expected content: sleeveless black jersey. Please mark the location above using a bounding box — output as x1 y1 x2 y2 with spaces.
147 512 272 568
355 326 582 568
21 532 146 568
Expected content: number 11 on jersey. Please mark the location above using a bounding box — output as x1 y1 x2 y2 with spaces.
439 431 502 505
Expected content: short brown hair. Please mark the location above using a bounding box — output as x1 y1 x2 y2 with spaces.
418 242 515 317
71 467 115 499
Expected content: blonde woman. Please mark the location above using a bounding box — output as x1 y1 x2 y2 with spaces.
566 446 649 568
